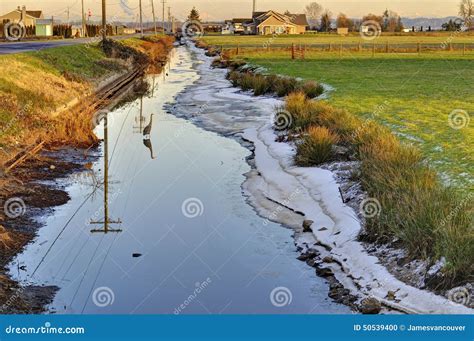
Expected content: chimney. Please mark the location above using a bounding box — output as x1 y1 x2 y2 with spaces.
21 5 27 21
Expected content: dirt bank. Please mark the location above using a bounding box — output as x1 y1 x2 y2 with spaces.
0 36 174 313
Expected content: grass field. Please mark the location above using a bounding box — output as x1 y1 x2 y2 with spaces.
212 44 474 190
202 32 474 46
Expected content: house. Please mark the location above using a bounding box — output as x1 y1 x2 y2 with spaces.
230 18 252 34
0 6 43 26
35 19 53 36
245 10 308 35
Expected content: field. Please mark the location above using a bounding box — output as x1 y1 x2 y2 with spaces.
203 35 474 190
202 32 474 46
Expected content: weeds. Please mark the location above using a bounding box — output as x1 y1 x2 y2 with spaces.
296 126 339 165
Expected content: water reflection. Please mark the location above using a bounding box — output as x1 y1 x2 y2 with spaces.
90 113 123 234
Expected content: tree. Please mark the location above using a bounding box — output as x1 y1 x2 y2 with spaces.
382 10 403 32
336 13 353 30
187 7 201 22
442 19 463 31
305 2 323 29
319 10 332 32
459 0 474 27
362 13 384 28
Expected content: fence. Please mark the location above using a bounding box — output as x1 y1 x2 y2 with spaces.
222 42 474 59
0 23 125 40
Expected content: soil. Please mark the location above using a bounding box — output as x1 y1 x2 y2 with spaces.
0 147 96 314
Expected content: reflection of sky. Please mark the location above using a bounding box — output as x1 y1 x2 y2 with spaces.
4 0 462 22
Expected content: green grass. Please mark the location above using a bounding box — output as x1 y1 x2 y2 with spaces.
202 32 474 46
237 50 474 190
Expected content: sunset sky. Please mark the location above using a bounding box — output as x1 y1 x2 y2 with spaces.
1 0 463 22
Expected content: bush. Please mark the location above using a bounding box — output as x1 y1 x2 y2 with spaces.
273 77 298 97
296 126 339 166
297 80 324 98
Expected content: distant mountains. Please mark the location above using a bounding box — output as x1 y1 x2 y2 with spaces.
401 17 459 30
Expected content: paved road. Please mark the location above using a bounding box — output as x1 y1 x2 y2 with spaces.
0 34 148 54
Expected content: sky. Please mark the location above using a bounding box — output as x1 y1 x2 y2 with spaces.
0 0 464 22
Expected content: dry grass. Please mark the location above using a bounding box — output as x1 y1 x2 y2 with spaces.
296 126 339 165
226 71 323 98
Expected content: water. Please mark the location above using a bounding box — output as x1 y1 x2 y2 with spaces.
9 46 350 314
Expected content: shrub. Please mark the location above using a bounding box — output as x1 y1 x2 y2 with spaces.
273 77 298 97
296 126 339 166
297 80 324 98
252 74 272 96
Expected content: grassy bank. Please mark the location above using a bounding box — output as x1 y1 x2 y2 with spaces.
282 92 473 287
0 35 174 156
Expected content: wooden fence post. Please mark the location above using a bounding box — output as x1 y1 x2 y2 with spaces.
339 43 342 56
417 42 421 54
385 41 389 53
463 43 466 56
329 42 332 52
372 43 375 57
236 44 239 55
358 42 362 52
291 43 295 59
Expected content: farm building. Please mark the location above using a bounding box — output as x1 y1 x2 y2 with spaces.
35 19 53 36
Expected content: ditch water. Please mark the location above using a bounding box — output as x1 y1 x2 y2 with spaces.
9 46 349 314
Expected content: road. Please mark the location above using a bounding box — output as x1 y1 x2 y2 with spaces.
0 34 149 54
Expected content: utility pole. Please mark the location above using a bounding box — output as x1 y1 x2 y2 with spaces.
151 0 157 35
90 113 122 234
101 0 106 41
161 0 166 34
168 7 171 33
139 0 143 37
66 7 70 26
81 0 86 37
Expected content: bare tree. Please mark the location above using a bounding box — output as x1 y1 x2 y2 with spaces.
459 0 474 27
305 2 323 29
319 10 332 32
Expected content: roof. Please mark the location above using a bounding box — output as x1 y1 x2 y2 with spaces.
26 10 42 18
254 10 296 27
36 19 53 25
232 18 251 23
288 14 308 26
